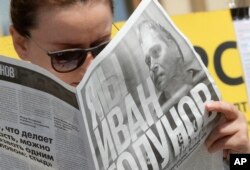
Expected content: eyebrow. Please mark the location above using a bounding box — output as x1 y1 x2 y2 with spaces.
51 34 111 49
90 34 111 46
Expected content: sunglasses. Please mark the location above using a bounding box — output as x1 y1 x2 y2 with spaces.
27 35 109 73
47 41 109 72
26 24 121 73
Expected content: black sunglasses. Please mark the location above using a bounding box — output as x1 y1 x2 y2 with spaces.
26 24 120 73
47 41 109 72
27 35 109 73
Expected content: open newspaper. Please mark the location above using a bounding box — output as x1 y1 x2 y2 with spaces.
0 0 224 169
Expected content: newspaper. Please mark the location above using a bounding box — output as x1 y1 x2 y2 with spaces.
0 0 223 169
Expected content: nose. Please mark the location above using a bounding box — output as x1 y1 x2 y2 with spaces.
78 52 94 76
87 51 95 61
150 62 159 74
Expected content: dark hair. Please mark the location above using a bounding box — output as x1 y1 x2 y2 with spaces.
10 0 114 37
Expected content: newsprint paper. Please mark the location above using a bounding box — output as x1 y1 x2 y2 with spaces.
0 0 224 170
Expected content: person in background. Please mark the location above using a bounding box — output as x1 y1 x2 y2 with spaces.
9 0 250 167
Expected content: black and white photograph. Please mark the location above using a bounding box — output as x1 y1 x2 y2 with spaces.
77 0 222 170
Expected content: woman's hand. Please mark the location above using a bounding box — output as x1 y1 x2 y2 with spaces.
205 101 250 158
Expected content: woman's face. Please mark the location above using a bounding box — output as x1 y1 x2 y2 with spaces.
22 2 112 86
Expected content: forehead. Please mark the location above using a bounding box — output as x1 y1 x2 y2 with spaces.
140 28 164 49
32 1 112 44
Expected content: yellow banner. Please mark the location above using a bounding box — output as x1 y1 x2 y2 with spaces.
0 36 19 59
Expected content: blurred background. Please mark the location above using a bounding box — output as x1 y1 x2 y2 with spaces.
1 0 250 36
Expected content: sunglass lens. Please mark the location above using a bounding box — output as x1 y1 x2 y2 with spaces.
49 41 109 73
50 51 87 72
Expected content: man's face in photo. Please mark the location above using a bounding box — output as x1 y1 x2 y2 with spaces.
141 28 181 91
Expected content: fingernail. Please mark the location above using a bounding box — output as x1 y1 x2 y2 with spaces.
205 102 212 107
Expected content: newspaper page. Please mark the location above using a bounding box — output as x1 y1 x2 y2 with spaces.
77 0 224 170
0 56 95 170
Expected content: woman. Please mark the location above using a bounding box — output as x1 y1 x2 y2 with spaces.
10 0 113 87
9 0 250 166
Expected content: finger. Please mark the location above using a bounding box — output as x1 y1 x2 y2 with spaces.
223 149 229 159
205 101 240 121
207 135 231 153
207 133 249 153
205 119 239 149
